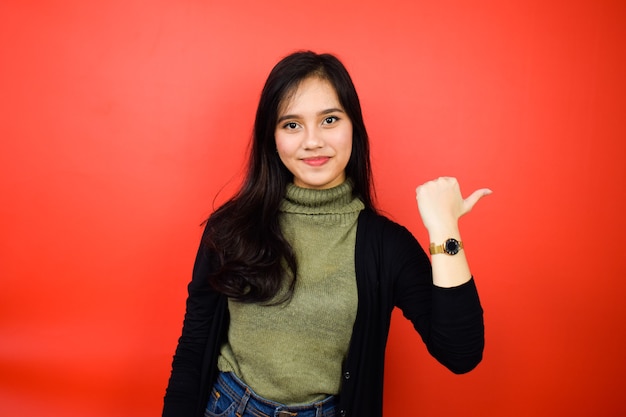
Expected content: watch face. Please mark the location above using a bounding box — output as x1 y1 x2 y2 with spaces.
444 238 461 255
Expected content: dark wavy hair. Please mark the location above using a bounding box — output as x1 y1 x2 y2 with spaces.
205 51 376 303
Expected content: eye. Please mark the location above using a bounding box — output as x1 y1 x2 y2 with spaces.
282 121 299 130
322 116 339 125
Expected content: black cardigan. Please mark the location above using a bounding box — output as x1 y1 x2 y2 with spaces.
163 209 484 417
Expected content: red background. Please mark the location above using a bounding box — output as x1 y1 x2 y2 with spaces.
1 1 625 416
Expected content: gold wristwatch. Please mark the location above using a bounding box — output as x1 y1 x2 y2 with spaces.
429 238 463 255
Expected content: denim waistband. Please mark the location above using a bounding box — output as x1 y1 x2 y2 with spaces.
211 371 337 417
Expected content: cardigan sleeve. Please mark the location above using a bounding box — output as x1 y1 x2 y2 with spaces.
163 226 224 417
390 223 484 374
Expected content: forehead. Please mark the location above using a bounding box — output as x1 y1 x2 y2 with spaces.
278 76 342 115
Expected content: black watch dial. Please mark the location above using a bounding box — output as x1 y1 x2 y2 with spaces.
444 238 461 255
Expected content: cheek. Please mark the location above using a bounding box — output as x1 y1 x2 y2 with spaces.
274 134 295 164
337 127 353 156
275 140 288 157
274 132 286 153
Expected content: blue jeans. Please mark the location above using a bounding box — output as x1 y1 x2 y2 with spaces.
205 372 337 417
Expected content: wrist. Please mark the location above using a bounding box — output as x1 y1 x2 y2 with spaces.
429 238 464 255
426 224 460 243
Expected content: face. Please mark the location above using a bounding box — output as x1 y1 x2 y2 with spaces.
275 76 352 190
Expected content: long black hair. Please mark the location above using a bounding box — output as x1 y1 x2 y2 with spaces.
205 51 376 303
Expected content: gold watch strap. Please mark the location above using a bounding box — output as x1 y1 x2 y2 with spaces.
429 240 464 255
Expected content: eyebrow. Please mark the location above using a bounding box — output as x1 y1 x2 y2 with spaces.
277 108 346 124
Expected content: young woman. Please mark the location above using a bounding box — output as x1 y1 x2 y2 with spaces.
163 51 489 417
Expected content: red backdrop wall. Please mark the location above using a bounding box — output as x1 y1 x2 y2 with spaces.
1 1 625 416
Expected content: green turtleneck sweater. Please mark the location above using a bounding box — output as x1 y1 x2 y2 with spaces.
217 181 365 404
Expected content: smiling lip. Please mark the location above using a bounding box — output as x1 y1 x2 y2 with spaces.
302 156 330 166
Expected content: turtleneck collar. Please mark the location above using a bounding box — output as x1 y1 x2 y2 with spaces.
280 180 365 215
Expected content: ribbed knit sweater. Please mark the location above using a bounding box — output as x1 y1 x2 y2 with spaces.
217 181 365 404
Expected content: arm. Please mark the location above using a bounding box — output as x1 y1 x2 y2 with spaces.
391 224 484 374
394 177 490 373
163 226 223 417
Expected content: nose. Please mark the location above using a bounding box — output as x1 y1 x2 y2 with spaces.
303 127 324 149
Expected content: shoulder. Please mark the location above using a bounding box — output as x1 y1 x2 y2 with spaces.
357 209 414 237
357 210 419 248
354 210 430 290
